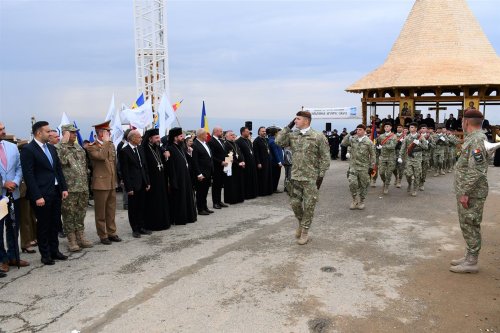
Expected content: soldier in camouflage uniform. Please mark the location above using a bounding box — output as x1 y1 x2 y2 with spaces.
276 111 330 245
55 124 93 252
419 124 431 191
367 128 379 188
398 122 428 196
341 124 376 210
450 109 489 274
446 129 460 172
393 125 406 188
375 122 397 194
427 127 435 169
431 126 447 176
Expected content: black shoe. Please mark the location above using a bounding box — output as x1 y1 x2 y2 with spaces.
0 271 6 278
52 252 68 260
205 209 214 214
108 235 122 242
41 257 55 265
100 238 112 245
132 232 141 238
219 202 229 208
273 190 282 193
58 231 66 238
139 228 152 235
213 204 222 209
199 210 210 215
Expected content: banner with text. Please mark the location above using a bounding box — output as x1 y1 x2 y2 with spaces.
304 107 360 119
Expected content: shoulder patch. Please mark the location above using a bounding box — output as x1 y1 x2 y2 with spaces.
472 148 484 163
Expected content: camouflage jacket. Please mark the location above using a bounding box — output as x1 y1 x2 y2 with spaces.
430 133 448 152
55 142 89 193
447 134 460 149
376 132 397 161
276 127 330 182
399 132 428 161
454 130 488 198
421 133 432 159
341 134 376 170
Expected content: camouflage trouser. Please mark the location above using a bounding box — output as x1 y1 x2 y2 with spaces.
444 148 451 170
289 180 319 230
404 159 421 184
61 191 89 234
420 157 430 186
457 196 486 255
448 148 457 169
394 156 404 182
348 168 370 200
429 148 434 168
379 158 395 184
433 152 444 170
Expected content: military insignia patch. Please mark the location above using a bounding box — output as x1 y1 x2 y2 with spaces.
472 149 484 162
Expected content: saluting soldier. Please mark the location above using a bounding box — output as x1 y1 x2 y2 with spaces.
446 129 460 172
86 121 122 245
375 121 397 194
55 124 93 252
398 122 428 196
341 124 376 210
276 111 330 245
431 125 447 176
450 109 489 274
393 125 406 188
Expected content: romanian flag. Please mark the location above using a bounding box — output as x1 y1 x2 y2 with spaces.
132 93 145 109
172 99 183 111
370 121 377 143
201 101 211 141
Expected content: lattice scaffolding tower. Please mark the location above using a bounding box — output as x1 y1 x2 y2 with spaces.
133 0 169 112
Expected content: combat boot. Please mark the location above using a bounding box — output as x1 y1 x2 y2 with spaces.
406 182 411 193
383 183 389 195
449 253 478 273
295 226 302 239
297 228 309 245
349 197 358 210
433 169 439 177
396 179 401 188
419 184 425 191
370 179 376 188
76 230 94 248
450 251 467 266
440 169 446 175
67 232 81 252
357 199 365 210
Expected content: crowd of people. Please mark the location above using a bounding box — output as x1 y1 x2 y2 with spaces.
0 119 291 275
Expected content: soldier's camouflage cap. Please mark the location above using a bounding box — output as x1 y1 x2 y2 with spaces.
61 124 79 132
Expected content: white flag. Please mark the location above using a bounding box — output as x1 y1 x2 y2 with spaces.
58 112 71 134
105 94 116 121
110 109 123 148
120 98 153 129
157 92 176 137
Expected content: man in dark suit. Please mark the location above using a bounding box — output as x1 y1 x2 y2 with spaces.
191 128 214 215
207 126 228 209
119 130 151 238
20 121 69 265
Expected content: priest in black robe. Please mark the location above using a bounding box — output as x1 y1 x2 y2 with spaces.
223 130 245 204
142 128 171 231
253 126 273 196
166 128 197 225
236 126 258 199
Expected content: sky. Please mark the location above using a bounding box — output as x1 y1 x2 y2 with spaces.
1 0 499 139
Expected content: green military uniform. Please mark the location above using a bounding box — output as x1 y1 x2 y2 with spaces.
431 132 447 175
276 126 330 231
420 133 431 189
341 134 376 208
446 133 460 172
454 129 488 258
393 133 405 187
399 133 428 196
56 140 89 234
376 131 397 193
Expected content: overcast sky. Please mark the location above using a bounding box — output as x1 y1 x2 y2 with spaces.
1 0 499 138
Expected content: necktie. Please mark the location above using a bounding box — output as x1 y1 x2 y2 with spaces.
0 143 7 169
134 147 142 167
43 144 53 166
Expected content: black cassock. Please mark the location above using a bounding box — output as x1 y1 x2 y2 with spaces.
166 143 197 225
236 137 258 199
143 143 171 231
223 141 245 204
253 136 273 196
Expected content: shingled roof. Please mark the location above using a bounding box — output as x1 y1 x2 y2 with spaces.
346 0 500 92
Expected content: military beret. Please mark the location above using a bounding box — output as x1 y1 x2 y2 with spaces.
408 122 418 127
61 123 79 132
296 111 311 119
418 124 427 130
356 124 366 130
464 109 484 119
383 121 393 127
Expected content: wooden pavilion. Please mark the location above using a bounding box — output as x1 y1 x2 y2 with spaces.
346 0 500 126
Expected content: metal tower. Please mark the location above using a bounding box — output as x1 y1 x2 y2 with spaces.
133 0 169 112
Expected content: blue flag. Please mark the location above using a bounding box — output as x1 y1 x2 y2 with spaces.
88 130 95 143
73 121 83 146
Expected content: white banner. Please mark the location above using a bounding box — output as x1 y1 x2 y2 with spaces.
120 99 153 129
304 107 360 119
